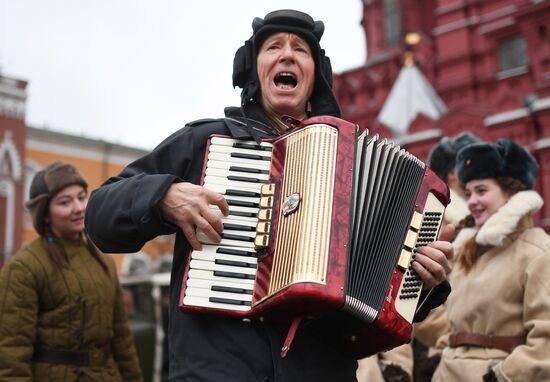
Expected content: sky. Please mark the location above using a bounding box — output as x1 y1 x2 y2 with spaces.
0 1 366 150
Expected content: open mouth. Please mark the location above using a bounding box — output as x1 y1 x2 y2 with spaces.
274 72 297 89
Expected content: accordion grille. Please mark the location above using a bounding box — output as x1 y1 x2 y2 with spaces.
268 124 338 294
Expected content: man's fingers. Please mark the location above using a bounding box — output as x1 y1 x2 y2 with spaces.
201 207 224 234
195 214 222 243
182 224 202 251
438 223 455 243
206 189 230 216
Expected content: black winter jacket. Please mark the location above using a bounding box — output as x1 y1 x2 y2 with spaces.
85 105 448 382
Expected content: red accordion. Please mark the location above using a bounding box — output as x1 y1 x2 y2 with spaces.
179 115 449 358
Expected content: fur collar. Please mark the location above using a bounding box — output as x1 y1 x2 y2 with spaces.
444 188 470 226
453 190 543 253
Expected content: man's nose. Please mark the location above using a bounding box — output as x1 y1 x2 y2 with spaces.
279 43 295 61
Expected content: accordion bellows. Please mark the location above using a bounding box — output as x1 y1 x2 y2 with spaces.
179 116 449 358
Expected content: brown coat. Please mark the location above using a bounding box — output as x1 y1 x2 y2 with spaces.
433 191 550 382
0 237 143 381
412 189 467 349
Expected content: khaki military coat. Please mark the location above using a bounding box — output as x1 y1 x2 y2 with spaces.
432 190 550 382
0 237 143 381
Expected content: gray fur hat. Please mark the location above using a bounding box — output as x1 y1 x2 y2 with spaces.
456 138 539 189
428 132 482 181
25 162 88 235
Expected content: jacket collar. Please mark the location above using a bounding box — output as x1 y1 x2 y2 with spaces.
453 190 544 252
444 188 470 226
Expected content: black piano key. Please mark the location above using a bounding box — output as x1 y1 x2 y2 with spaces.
225 189 261 198
226 199 259 208
229 210 258 218
216 247 257 257
229 165 269 175
221 233 255 242
233 142 272 152
214 270 255 280
209 297 252 306
231 152 270 161
211 285 253 295
215 259 256 268
223 223 256 232
227 175 266 183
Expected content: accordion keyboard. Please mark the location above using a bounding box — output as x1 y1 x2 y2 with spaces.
182 137 273 311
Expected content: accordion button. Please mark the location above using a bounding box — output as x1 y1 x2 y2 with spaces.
261 184 276 196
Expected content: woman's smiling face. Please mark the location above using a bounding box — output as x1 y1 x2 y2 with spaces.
465 178 510 227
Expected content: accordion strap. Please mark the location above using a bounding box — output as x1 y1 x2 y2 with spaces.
280 315 305 358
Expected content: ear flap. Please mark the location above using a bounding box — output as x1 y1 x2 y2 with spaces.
496 138 539 189
320 49 333 87
232 40 254 89
252 17 264 34
313 21 324 40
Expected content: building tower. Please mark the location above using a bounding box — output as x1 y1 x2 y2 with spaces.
334 0 550 230
0 74 27 265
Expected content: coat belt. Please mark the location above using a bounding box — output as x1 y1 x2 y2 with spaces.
449 332 526 353
33 345 112 367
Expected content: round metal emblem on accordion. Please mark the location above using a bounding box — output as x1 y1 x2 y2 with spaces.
282 193 301 216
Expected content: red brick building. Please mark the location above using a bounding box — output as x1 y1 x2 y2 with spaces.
334 0 550 230
0 73 173 272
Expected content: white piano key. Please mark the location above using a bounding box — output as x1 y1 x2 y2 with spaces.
191 251 258 265
206 159 271 173
207 152 271 167
208 204 259 216
202 183 261 200
218 229 257 239
221 218 257 230
209 144 273 158
185 287 253 302
195 245 258 259
204 175 264 192
188 269 255 286
205 167 270 182
196 231 256 248
182 295 251 311
189 259 257 276
206 208 258 224
211 137 272 150
186 277 254 291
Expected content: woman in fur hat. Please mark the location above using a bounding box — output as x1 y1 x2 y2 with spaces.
431 139 550 381
85 10 454 382
0 162 143 381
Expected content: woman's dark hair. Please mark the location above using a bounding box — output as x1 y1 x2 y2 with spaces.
458 177 527 272
44 230 110 275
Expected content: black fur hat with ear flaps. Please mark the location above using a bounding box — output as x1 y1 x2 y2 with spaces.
456 138 539 189
25 162 88 236
232 9 341 118
427 132 482 181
